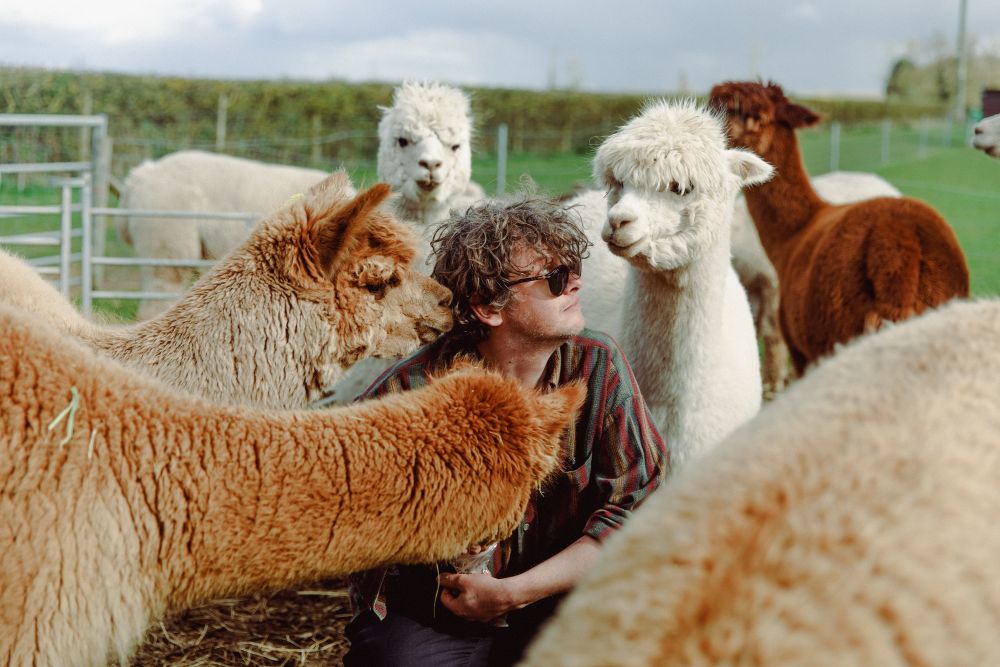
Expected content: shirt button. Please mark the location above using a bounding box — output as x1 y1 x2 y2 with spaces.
523 522 530 531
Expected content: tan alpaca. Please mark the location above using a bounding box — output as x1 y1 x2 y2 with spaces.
0 172 452 409
521 299 1000 666
0 305 585 667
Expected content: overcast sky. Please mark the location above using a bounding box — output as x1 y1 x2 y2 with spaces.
1 0 998 97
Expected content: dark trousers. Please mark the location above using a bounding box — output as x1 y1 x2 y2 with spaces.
343 603 554 667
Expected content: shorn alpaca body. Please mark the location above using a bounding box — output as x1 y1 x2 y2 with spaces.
592 100 774 467
0 173 452 409
710 81 969 374
972 113 1000 158
118 150 330 319
0 305 584 667
731 170 902 394
522 298 1000 667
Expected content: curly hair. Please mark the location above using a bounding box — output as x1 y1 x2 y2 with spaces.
429 197 591 342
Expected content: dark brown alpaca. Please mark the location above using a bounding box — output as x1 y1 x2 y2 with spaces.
708 81 969 374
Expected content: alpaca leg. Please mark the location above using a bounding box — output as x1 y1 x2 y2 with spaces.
756 281 791 396
132 219 200 320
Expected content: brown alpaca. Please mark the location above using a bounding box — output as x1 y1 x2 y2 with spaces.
0 305 585 667
709 81 970 373
0 172 453 409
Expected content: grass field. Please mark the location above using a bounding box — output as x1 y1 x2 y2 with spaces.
1 134 997 322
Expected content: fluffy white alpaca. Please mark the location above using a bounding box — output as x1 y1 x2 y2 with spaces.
118 150 331 319
377 80 486 247
972 113 1000 158
521 298 1000 667
732 170 902 394
322 82 488 404
593 100 773 467
1 173 452 409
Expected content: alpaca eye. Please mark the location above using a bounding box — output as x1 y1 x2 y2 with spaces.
397 137 409 148
451 144 461 152
668 181 682 195
365 283 388 298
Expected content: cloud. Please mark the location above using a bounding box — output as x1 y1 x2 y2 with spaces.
0 0 263 43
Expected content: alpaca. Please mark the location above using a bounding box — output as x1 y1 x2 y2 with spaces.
709 81 969 374
377 80 486 246
118 150 331 319
0 304 585 667
972 113 1000 158
0 172 453 410
521 298 1000 667
592 100 773 467
732 171 902 394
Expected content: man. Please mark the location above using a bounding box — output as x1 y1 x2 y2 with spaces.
343 198 669 666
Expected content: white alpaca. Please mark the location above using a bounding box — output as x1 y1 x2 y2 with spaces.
972 113 1000 158
1 173 452 409
0 304 584 667
592 100 773 467
321 81 488 404
118 150 330 319
377 80 486 249
731 170 902 394
521 298 1000 667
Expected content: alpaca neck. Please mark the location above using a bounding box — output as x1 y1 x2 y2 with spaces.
743 127 824 259
622 233 731 431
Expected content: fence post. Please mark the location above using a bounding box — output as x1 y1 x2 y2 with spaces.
881 119 891 166
829 121 841 172
80 90 93 161
918 116 929 158
496 124 508 197
311 114 322 166
92 123 111 288
81 173 93 317
59 180 73 297
216 94 228 151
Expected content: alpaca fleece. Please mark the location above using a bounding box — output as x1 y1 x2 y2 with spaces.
709 81 969 374
521 298 1000 667
0 305 585 667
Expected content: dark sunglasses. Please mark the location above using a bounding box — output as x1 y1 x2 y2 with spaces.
506 263 580 297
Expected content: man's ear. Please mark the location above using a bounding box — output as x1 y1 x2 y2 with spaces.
470 301 503 328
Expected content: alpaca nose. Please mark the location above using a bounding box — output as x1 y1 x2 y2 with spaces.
607 213 633 231
419 158 443 171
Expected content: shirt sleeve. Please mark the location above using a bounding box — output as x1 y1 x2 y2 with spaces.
582 349 670 542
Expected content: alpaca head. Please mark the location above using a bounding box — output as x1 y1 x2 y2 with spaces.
593 100 773 271
708 81 821 157
228 172 453 380
972 114 1000 158
377 81 474 215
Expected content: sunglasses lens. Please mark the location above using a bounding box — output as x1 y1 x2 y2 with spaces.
547 266 569 296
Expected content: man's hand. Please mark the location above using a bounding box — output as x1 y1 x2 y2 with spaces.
437 572 520 623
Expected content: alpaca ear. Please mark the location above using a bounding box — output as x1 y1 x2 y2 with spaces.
726 149 774 188
310 183 392 279
306 170 357 201
781 102 821 129
535 382 587 441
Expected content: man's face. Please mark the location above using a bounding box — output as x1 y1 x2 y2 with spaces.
499 244 585 343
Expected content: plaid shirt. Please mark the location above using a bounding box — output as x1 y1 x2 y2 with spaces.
346 328 669 620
